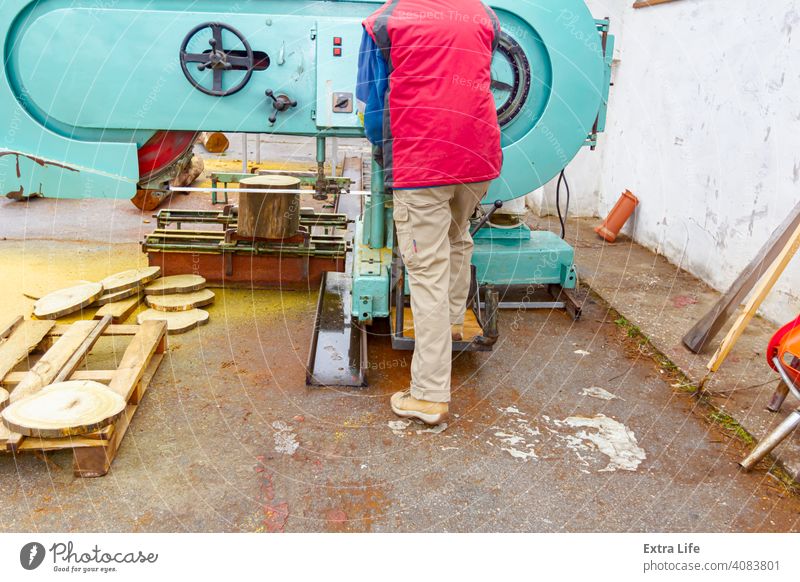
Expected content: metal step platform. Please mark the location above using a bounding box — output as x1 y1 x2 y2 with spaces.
306 272 368 388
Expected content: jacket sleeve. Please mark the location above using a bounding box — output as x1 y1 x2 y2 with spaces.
356 28 389 146
483 3 502 52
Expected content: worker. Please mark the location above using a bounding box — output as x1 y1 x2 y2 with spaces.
356 0 503 425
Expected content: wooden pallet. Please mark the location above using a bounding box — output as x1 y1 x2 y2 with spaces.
389 307 483 342
0 316 167 477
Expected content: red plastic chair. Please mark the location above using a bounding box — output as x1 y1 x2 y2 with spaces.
741 316 800 470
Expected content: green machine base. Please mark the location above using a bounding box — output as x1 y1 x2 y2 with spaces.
472 225 578 289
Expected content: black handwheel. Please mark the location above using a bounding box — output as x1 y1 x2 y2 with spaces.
180 22 254 97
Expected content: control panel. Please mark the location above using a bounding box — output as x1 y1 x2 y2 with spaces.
315 19 362 129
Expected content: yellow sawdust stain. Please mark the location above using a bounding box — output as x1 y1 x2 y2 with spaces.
1 240 317 327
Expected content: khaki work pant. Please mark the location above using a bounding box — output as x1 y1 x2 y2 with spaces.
393 181 491 403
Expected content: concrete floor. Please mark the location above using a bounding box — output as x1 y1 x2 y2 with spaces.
1 140 800 532
560 216 800 481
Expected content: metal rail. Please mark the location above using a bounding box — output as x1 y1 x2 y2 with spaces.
169 186 372 196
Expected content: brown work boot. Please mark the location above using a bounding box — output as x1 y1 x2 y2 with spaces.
452 324 464 342
391 390 449 426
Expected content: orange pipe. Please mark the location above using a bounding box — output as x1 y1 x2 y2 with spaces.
595 190 639 243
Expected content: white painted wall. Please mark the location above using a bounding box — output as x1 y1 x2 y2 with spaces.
541 0 800 325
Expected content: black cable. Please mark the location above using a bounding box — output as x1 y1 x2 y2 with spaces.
556 169 570 240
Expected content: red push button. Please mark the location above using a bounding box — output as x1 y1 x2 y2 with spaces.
333 47 342 57
333 37 343 46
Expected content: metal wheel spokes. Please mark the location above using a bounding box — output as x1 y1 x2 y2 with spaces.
492 32 532 127
179 22 255 97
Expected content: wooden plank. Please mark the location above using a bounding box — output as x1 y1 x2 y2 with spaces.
94 294 142 324
390 308 483 341
51 316 112 384
107 320 166 401
50 324 139 337
707 220 800 373
0 320 56 381
3 370 115 386
72 352 163 477
0 316 23 340
95 287 140 307
684 200 800 353
633 0 683 8
10 320 107 401
16 434 104 451
93 353 163 441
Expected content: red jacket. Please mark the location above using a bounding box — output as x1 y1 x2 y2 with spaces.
363 0 503 189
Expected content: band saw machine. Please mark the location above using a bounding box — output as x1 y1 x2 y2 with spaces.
0 0 613 386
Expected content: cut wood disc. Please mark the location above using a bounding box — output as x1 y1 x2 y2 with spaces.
1 380 126 438
95 287 140 306
24 280 93 301
33 282 104 320
144 274 206 296
137 309 209 334
100 267 161 294
0 388 8 412
145 289 215 312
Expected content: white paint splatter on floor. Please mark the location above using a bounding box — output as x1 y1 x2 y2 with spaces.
561 414 646 472
490 406 540 461
499 406 525 416
580 386 623 401
489 406 645 472
272 420 299 456
388 419 412 436
417 423 448 435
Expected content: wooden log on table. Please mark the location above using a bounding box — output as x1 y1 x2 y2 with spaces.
684 200 800 353
238 175 302 240
1 380 126 438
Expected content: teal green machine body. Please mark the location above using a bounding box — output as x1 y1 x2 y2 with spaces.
0 0 613 323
